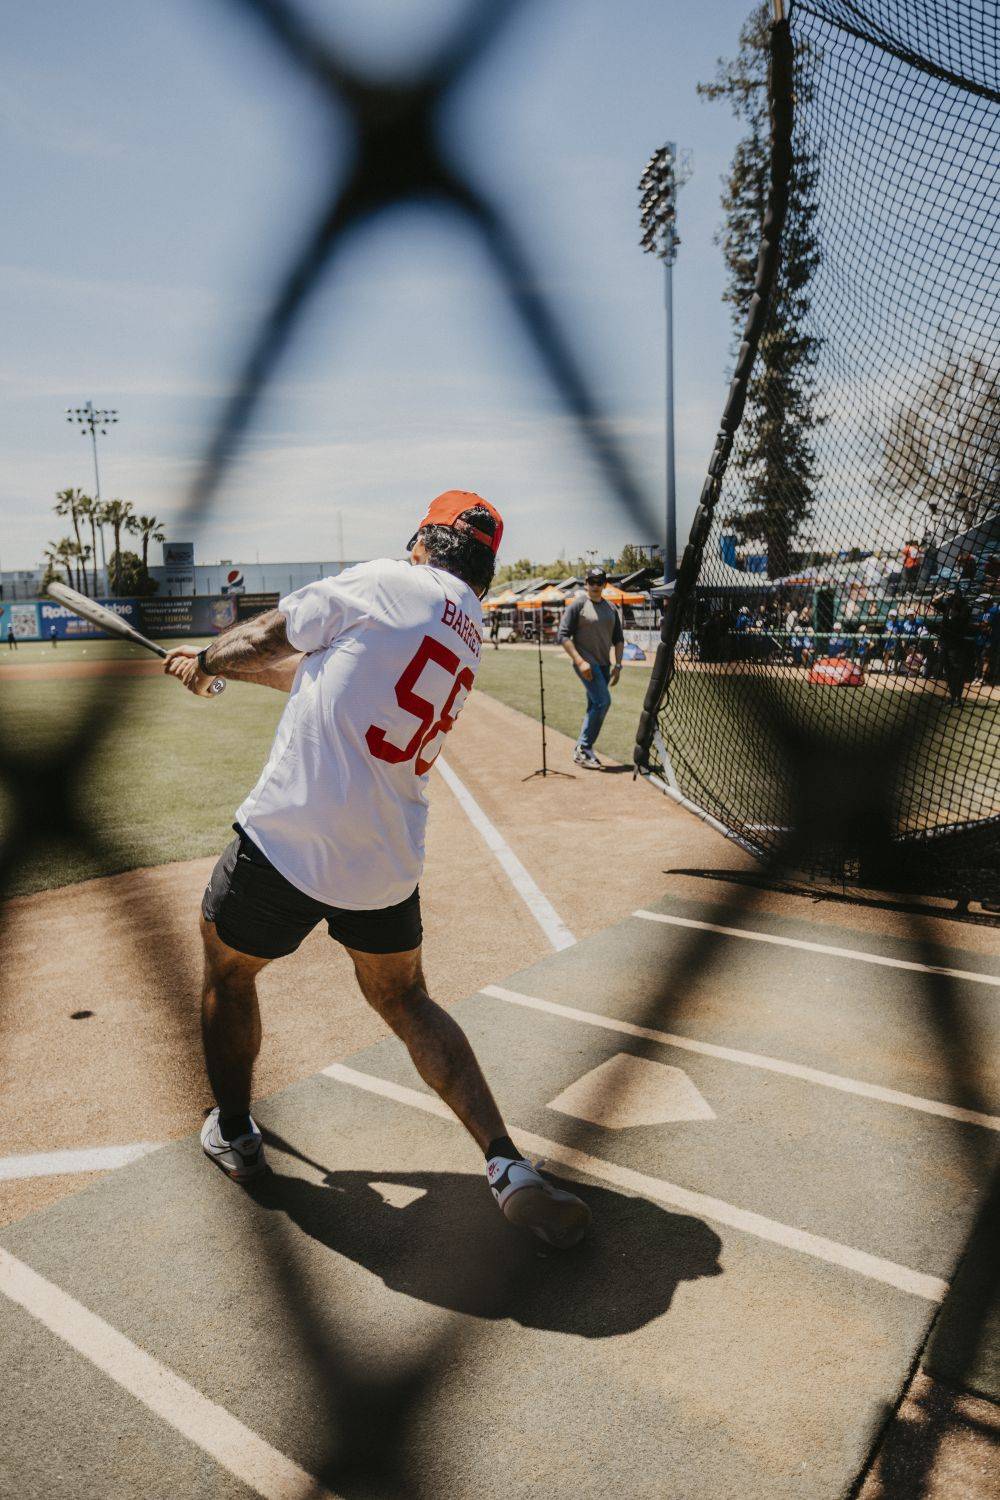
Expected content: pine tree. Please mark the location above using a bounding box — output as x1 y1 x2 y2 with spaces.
699 4 822 579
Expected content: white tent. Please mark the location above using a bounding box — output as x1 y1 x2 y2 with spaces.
654 560 769 595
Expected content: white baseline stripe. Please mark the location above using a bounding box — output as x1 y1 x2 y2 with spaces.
0 1249 334 1500
436 756 575 950
481 985 1000 1132
633 910 1000 990
0 1143 161 1181
322 1063 947 1304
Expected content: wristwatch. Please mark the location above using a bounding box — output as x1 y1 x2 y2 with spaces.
197 649 212 675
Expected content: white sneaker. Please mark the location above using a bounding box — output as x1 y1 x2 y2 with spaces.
487 1154 591 1248
573 747 602 770
200 1107 267 1182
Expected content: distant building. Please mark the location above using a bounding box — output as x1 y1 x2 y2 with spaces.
1 555 371 602
147 558 368 597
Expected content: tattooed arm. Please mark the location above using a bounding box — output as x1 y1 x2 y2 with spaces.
163 610 304 696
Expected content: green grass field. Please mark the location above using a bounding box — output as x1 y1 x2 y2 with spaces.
475 647 651 767
0 642 649 896
660 662 1000 840
1 644 287 895
2 639 994 895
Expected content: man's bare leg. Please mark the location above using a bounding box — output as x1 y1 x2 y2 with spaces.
348 944 590 1246
346 945 506 1151
200 915 271 1117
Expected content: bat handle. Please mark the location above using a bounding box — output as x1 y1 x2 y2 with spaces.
208 678 226 695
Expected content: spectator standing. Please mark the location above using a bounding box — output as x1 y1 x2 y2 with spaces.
915 616 934 679
901 539 923 591
984 597 1000 686
883 609 900 671
797 607 814 667
973 598 991 680
932 586 972 707
897 607 917 674
557 567 624 769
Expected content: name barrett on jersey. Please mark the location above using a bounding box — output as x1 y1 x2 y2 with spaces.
441 598 482 658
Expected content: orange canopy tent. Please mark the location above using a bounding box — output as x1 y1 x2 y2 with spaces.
517 585 567 608
484 588 517 610
601 584 647 606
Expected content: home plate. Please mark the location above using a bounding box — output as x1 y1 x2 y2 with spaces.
368 1181 428 1209
546 1052 716 1128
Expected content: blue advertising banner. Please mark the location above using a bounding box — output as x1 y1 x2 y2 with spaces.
38 597 141 640
0 601 41 641
1 596 237 642
138 596 237 638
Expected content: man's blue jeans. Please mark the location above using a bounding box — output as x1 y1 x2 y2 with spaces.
574 659 612 750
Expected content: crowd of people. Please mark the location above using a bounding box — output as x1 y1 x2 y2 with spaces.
691 586 1000 700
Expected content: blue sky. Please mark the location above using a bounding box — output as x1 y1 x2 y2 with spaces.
2 0 758 570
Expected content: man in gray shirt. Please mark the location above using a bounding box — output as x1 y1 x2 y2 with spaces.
557 567 624 768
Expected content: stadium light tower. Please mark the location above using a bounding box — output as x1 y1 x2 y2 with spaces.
639 143 693 583
66 401 118 579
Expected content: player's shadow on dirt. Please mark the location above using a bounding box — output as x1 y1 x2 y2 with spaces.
248 1164 722 1337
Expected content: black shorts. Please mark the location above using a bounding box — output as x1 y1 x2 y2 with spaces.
202 827 422 960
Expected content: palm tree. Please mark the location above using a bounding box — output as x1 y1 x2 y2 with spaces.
54 488 87 591
102 498 135 594
130 513 165 576
74 541 93 592
76 493 100 596
44 538 77 588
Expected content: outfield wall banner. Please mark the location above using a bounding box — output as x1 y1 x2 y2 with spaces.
1 601 41 640
236 592 279 620
39 597 141 640
138 596 237 637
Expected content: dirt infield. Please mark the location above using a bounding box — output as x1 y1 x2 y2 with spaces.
0 691 733 1225
2 687 996 1494
0 657 164 682
4 683 996 1229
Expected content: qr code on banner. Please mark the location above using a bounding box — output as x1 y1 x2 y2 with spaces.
12 606 38 637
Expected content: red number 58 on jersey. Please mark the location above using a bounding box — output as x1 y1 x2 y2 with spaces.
365 635 475 774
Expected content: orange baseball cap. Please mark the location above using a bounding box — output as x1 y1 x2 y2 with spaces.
410 490 504 556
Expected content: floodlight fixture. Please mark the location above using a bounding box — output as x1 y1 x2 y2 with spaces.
64 399 119 579
637 142 693 582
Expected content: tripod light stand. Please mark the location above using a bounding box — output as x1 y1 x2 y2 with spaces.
523 604 574 782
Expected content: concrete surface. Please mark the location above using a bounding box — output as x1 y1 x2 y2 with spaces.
2 892 996 1497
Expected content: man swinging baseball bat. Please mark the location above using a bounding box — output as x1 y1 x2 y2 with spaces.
164 492 589 1249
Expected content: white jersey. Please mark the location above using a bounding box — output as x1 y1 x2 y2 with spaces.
235 559 483 910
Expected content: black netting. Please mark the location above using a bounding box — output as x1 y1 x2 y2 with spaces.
637 0 1000 899
4 7 997 1492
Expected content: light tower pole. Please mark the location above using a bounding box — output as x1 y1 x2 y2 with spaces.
66 401 118 584
639 144 693 583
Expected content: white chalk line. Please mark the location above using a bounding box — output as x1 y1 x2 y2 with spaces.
0 1248 334 1500
322 1063 948 1304
633 910 1000 989
480 985 1000 1133
436 755 575 950
0 1143 161 1181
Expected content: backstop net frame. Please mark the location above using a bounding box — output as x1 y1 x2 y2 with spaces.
634 0 1000 901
